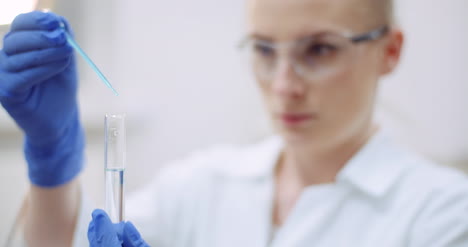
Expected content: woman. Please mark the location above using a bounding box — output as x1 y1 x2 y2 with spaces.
1 0 468 246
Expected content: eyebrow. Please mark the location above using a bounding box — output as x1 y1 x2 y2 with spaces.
248 33 274 42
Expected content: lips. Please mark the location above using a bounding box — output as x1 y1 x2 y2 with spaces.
279 113 316 125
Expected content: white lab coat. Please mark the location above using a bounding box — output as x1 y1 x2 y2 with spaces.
68 132 468 246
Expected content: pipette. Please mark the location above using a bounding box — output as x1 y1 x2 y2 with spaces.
59 22 119 96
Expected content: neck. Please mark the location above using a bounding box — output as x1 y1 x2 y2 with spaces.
277 125 377 187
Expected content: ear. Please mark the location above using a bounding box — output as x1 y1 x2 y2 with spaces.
380 28 404 75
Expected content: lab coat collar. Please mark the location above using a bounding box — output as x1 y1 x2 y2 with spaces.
335 131 410 198
221 131 409 198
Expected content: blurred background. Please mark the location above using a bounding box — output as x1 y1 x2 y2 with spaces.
0 0 467 241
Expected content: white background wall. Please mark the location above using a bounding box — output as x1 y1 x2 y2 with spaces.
378 0 468 168
1 0 467 242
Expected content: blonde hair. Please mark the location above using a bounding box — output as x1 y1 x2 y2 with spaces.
384 0 395 23
375 0 395 24
367 0 395 24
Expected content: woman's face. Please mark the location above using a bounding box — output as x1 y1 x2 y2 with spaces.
246 0 402 148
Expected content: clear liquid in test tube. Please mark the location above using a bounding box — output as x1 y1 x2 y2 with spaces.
104 113 126 223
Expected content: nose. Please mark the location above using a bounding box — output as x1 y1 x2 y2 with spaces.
271 59 306 99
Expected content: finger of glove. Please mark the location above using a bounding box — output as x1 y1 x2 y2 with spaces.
58 15 75 37
88 209 123 246
88 219 98 245
9 11 61 32
114 221 125 243
123 221 150 247
0 57 70 96
0 44 72 72
3 29 66 56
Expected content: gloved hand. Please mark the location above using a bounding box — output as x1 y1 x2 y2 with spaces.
0 11 84 187
88 209 150 247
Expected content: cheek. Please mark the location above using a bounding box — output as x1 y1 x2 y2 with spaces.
255 77 275 107
318 65 378 125
256 77 269 94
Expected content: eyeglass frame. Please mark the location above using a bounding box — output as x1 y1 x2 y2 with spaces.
238 25 390 81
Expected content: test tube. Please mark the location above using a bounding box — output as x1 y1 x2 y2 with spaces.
104 114 126 223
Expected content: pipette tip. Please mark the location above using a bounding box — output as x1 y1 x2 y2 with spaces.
59 22 119 96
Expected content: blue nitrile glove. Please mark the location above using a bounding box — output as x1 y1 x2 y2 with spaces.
0 11 84 187
88 209 150 247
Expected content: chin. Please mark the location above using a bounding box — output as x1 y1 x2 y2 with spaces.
276 125 316 145
275 121 336 146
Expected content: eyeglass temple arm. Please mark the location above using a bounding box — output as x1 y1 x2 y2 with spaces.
351 26 390 43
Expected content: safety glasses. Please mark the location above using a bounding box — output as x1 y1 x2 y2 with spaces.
239 26 389 82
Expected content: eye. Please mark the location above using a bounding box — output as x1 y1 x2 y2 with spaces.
305 43 337 57
253 42 275 57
